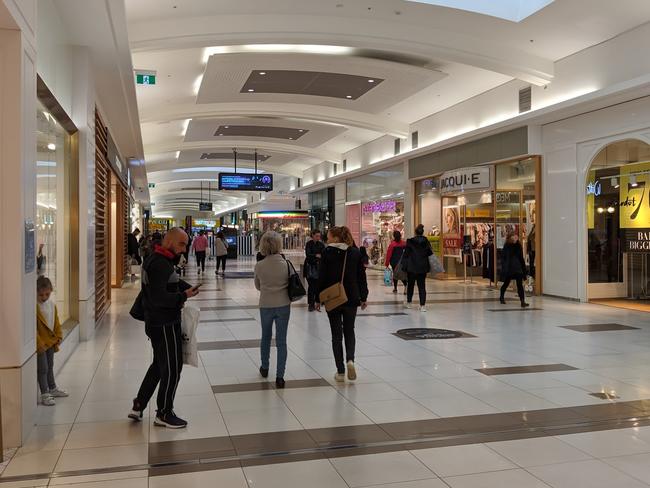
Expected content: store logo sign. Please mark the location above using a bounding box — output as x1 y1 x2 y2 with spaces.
362 200 397 213
586 181 602 196
440 167 491 195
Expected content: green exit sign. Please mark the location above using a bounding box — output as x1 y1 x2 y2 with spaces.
136 73 156 85
148 183 156 188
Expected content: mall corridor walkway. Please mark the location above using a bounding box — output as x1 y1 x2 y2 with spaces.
3 259 650 487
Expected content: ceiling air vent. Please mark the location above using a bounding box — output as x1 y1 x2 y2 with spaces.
411 131 419 149
394 138 401 155
519 86 532 113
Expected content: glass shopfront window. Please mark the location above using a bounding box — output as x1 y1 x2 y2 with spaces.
347 164 406 266
586 140 650 304
36 101 73 324
308 187 334 235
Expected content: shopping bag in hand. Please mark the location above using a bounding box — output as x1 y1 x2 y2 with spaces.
181 306 200 367
384 268 392 286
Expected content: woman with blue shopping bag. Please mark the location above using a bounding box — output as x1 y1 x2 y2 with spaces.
384 231 407 294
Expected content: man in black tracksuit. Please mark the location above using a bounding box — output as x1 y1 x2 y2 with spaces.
129 228 199 428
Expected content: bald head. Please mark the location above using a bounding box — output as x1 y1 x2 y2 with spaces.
163 227 189 256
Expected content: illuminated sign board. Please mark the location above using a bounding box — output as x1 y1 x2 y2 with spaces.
218 173 273 192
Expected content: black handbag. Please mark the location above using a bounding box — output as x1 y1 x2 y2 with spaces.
129 290 145 321
286 260 307 302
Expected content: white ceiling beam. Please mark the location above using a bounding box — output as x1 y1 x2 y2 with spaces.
139 102 409 138
128 14 554 84
145 140 341 165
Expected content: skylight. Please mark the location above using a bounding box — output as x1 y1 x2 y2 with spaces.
404 0 554 22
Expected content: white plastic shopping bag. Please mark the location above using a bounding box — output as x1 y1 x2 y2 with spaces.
181 305 200 367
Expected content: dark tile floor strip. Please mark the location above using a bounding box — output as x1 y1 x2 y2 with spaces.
6 400 650 483
477 363 579 376
561 323 640 332
488 308 544 312
200 318 255 323
198 339 275 351
211 378 330 394
202 298 500 311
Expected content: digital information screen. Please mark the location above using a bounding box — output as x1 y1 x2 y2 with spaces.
218 173 273 192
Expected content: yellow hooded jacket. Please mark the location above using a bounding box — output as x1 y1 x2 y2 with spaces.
36 302 62 353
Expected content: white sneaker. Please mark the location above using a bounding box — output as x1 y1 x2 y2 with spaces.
420 305 427 313
346 361 357 381
49 388 69 398
41 393 55 406
334 372 345 383
404 301 412 309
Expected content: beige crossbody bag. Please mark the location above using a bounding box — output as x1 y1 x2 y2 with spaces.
319 250 348 312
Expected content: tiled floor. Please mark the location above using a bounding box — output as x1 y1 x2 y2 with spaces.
2 256 650 487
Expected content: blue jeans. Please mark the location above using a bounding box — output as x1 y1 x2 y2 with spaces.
259 305 290 379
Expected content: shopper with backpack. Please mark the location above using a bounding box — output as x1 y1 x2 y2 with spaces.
403 224 433 312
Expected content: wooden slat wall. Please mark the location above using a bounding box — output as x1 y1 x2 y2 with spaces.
95 109 111 322
121 187 130 282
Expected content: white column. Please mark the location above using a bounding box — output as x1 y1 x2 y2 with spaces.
0 0 39 448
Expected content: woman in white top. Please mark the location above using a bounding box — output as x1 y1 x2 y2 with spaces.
254 231 290 388
215 231 228 276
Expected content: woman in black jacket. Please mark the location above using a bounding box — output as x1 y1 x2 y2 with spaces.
499 233 529 308
316 226 368 383
403 224 433 312
304 229 326 312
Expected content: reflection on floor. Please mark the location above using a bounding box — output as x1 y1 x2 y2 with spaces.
591 298 650 313
2 255 650 487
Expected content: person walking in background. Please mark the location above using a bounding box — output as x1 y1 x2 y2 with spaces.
500 232 530 308
403 224 433 312
384 230 407 294
129 228 200 429
215 231 228 276
128 228 142 279
254 231 291 388
316 226 368 383
36 276 68 406
192 230 208 275
304 229 326 312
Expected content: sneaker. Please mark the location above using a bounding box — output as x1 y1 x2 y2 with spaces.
521 301 530 308
128 399 144 422
334 372 345 383
154 411 188 429
260 366 269 378
346 361 357 381
404 301 412 309
420 305 427 312
276 377 285 389
41 393 55 406
49 388 68 398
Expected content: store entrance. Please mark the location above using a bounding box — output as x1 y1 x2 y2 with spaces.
586 139 650 311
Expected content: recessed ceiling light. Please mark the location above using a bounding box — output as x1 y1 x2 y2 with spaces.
218 133 224 136
259 72 267 75
224 126 229 128
248 89 255 92
47 143 56 151
368 79 375 83
298 129 304 132
288 137 293 140
346 95 352 99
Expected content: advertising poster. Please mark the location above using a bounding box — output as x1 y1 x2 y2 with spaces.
443 205 461 257
497 223 519 249
346 203 361 247
620 161 650 229
586 169 596 229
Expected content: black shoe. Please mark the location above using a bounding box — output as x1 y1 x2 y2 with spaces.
128 399 144 422
276 377 285 389
154 411 187 429
308 304 315 312
392 289 398 294
521 301 530 308
500 298 506 304
260 366 269 378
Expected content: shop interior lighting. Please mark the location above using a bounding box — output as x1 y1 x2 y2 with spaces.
611 177 619 188
630 175 638 187
596 207 605 214
607 207 615 213
47 143 56 151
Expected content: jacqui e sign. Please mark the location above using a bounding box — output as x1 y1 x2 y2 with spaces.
440 167 491 195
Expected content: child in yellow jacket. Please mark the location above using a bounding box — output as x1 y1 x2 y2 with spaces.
37 276 68 406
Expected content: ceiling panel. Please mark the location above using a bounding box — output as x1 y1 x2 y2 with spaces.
177 148 293 167
240 70 383 100
183 117 346 148
197 52 447 114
